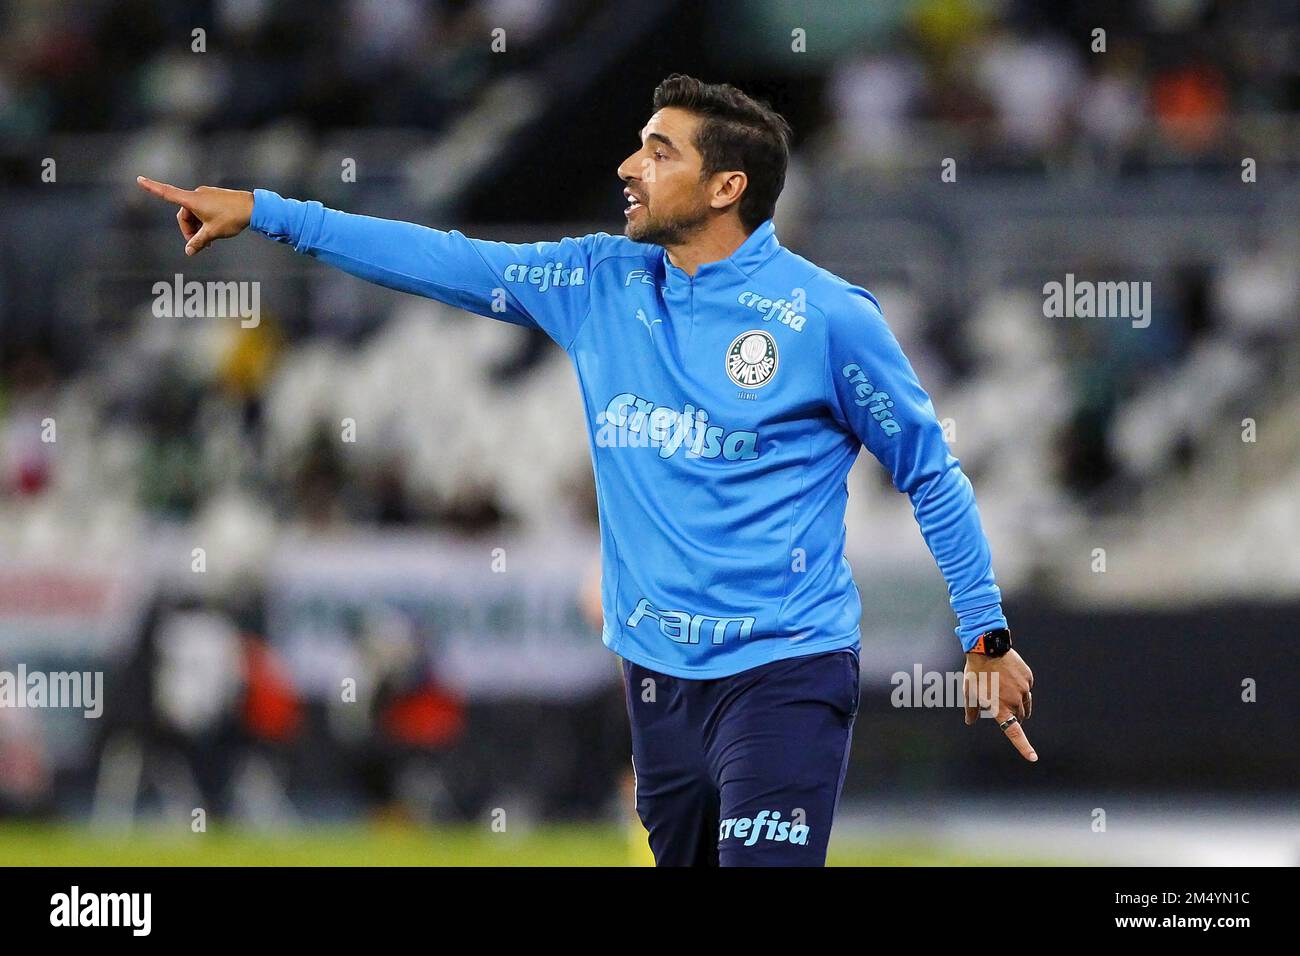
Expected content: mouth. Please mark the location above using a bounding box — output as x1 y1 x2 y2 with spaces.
624 187 646 218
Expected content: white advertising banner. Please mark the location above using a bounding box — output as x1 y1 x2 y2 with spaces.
264 530 614 700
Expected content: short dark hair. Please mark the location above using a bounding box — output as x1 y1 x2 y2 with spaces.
652 74 792 232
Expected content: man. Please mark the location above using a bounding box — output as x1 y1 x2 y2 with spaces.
137 73 1035 866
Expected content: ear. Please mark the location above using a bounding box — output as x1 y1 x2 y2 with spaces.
708 170 747 213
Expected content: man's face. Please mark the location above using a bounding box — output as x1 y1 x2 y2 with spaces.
617 107 713 245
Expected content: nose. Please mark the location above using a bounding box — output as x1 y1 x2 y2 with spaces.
617 151 640 183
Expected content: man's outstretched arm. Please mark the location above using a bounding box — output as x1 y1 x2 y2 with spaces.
135 177 593 347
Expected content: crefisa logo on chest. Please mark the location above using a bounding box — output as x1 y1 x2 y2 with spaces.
726 330 778 389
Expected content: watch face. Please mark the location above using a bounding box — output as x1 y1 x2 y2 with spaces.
975 629 1011 656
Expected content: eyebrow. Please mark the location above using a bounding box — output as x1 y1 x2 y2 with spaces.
642 130 677 152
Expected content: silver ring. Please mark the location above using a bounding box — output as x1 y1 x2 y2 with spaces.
998 715 1019 731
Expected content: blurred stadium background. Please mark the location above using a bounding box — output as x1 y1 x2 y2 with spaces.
1 0 1298 865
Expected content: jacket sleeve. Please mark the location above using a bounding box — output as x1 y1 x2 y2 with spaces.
825 285 1007 650
250 189 593 349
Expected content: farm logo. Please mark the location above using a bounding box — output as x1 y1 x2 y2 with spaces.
626 597 755 645
718 810 810 847
726 330 779 388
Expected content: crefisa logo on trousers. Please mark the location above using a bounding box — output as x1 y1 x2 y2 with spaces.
718 809 810 847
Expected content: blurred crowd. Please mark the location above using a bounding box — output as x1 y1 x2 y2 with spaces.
2 0 1294 160
0 0 569 143
826 0 1299 169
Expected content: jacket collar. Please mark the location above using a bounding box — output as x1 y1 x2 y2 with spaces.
661 219 781 285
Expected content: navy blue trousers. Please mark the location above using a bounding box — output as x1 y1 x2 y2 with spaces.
622 648 860 866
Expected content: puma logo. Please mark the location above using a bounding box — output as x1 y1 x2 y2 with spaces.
635 308 662 340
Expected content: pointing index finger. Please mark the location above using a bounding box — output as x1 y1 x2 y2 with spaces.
998 710 1038 762
136 176 193 205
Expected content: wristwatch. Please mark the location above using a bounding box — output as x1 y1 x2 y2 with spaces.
968 627 1013 658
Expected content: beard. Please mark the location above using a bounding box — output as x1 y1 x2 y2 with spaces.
625 203 711 246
